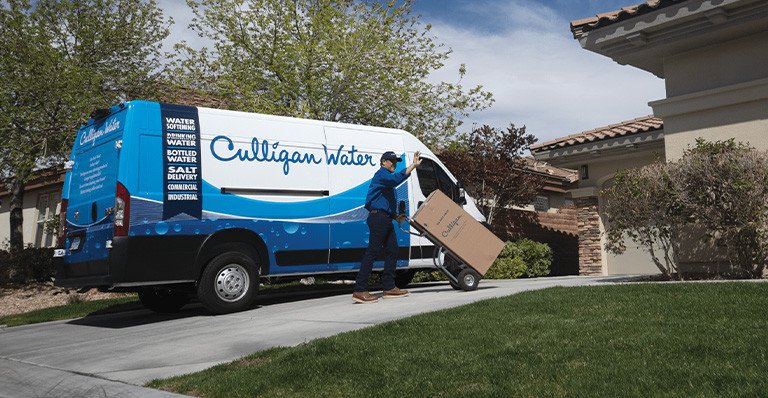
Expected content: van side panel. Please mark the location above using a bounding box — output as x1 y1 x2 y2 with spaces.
198 109 332 275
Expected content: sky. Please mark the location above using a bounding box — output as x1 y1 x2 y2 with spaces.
157 0 666 144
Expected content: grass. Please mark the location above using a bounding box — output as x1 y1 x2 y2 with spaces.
148 282 768 397
0 295 139 327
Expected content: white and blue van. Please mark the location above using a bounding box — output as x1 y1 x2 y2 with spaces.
54 101 485 313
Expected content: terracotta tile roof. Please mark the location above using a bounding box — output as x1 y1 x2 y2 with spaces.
537 209 578 237
530 115 663 152
518 157 578 183
571 0 684 38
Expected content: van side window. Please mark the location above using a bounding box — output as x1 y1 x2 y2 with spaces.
434 163 458 201
417 158 458 200
416 158 439 197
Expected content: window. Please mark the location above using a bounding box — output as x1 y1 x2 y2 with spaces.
534 195 550 212
416 158 458 201
416 158 440 197
34 192 60 248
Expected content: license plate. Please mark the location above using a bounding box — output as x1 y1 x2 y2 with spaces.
70 237 81 251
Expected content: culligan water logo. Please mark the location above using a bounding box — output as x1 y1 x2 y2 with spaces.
80 118 120 146
210 135 376 175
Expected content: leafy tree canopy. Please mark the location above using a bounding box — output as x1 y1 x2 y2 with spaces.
173 0 493 145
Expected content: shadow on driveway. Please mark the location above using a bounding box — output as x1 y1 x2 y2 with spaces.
65 281 457 329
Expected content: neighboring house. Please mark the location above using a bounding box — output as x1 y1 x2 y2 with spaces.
549 0 768 275
483 158 580 276
531 115 664 275
0 167 65 249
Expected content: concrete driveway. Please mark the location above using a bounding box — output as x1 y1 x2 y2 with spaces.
0 275 629 397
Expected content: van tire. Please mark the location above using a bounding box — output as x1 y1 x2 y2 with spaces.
139 288 190 313
197 249 259 314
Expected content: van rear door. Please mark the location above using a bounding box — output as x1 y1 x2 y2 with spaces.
65 109 126 262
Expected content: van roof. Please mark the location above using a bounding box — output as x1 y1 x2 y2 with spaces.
82 100 416 140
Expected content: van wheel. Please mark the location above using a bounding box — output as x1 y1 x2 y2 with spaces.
457 269 481 291
198 250 259 314
395 270 416 288
139 287 190 313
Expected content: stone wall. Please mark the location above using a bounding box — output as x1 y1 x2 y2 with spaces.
575 197 602 275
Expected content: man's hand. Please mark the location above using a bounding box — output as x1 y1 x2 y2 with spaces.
396 215 407 224
405 151 422 175
412 151 422 167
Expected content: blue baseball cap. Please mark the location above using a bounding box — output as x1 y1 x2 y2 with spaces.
380 151 402 163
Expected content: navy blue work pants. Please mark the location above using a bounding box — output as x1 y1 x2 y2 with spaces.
354 212 398 292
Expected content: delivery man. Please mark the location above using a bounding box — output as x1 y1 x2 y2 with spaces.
353 150 422 304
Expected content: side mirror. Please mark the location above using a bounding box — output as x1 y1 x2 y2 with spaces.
457 181 467 205
398 200 406 215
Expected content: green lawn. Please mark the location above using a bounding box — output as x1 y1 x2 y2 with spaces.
0 296 139 327
148 282 768 397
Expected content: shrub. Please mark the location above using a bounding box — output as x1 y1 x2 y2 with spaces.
485 256 527 279
485 239 552 279
412 270 446 283
0 246 55 285
603 139 768 279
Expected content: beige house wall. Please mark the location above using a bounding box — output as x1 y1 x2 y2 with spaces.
652 31 768 160
0 186 62 249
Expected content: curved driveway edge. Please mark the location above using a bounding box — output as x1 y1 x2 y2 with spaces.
0 275 631 397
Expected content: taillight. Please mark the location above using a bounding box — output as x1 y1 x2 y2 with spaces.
114 182 130 236
57 199 68 248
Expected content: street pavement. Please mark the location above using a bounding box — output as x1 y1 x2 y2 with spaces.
0 275 631 397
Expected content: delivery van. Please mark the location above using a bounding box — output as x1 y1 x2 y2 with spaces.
53 101 485 314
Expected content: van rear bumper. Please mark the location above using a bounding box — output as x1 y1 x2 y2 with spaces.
54 235 206 288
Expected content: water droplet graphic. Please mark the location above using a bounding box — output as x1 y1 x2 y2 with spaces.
194 229 200 235
155 221 169 235
284 243 289 248
283 222 300 234
342 241 352 247
300 228 307 235
142 217 149 224
145 228 151 235
173 224 182 232
95 242 101 249
364 238 369 244
259 233 266 239
129 231 135 236
225 223 232 229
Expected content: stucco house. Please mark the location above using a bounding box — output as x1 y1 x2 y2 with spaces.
535 0 768 276
0 167 64 250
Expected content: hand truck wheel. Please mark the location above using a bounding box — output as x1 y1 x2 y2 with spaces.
457 268 480 291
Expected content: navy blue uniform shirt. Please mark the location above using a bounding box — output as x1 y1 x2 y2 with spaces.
364 167 410 215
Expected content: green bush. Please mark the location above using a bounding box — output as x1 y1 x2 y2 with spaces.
0 246 55 285
485 256 527 279
412 270 446 283
485 239 553 279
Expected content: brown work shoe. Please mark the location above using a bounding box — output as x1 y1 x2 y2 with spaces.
383 287 409 299
352 291 379 304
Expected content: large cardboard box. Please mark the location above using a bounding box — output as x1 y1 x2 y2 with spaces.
410 190 505 276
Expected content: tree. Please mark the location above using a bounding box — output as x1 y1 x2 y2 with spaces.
0 0 170 252
173 0 493 145
438 124 540 227
602 162 685 280
602 139 768 280
672 139 768 278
